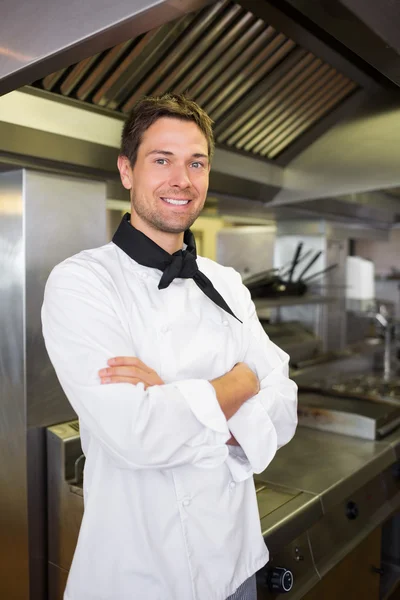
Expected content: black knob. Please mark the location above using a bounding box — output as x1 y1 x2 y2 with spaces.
267 567 294 593
346 500 359 520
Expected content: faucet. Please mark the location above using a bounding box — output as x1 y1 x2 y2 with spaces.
371 304 392 384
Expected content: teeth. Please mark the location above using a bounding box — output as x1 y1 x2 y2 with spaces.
162 198 189 205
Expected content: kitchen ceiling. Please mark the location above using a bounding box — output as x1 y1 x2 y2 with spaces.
30 0 358 162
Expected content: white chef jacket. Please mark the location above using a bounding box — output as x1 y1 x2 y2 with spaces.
41 241 298 600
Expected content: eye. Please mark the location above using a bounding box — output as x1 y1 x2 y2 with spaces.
155 158 168 165
190 161 204 169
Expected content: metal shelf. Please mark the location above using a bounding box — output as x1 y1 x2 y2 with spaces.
254 295 336 311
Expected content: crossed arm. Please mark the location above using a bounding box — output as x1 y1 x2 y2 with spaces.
98 357 260 444
42 262 297 474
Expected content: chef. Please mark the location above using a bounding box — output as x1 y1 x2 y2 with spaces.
42 93 298 600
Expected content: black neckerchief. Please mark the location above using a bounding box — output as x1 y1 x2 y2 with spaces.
112 213 241 323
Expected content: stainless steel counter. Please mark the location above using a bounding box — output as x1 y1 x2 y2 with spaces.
254 424 400 598
47 407 400 599
258 425 399 513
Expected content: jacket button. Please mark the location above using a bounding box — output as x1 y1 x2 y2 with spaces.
182 498 191 507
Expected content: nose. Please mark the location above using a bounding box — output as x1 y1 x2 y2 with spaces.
168 164 191 189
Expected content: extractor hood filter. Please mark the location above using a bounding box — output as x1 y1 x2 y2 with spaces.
32 0 358 160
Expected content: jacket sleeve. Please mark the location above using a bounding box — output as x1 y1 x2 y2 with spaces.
226 273 298 481
41 262 231 470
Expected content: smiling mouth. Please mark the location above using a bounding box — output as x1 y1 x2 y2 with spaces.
160 197 191 206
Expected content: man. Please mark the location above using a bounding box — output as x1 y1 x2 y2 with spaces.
42 94 297 600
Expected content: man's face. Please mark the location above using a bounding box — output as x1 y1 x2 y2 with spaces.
118 117 210 235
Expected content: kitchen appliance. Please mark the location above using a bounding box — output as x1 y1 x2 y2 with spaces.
243 242 338 299
298 371 400 440
0 169 106 600
47 420 400 599
298 392 400 441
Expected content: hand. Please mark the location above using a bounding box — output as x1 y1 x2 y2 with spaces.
211 362 259 420
226 435 240 446
230 362 260 397
99 357 164 389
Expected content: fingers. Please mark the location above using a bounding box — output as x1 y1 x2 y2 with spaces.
100 366 157 386
100 356 165 387
100 376 144 386
99 362 164 387
99 366 145 378
107 356 152 372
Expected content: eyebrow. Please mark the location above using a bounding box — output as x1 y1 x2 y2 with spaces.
146 149 209 160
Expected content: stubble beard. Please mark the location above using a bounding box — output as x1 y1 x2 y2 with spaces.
131 190 203 234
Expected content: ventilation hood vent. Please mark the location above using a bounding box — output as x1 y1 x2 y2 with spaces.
31 0 358 162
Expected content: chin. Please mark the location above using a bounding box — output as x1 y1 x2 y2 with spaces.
156 216 198 234
159 224 189 234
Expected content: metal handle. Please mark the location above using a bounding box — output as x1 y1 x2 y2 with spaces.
288 242 303 282
71 454 86 485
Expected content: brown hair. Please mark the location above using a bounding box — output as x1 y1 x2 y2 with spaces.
120 93 214 167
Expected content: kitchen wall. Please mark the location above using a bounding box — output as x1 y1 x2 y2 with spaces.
356 228 400 276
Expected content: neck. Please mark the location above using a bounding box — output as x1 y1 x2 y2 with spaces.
129 213 184 254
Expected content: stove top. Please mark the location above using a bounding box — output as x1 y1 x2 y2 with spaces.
301 373 400 407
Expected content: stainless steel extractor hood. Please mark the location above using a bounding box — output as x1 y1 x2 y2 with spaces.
2 0 400 224
26 0 361 166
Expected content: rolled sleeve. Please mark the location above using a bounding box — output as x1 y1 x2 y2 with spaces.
227 398 278 480
171 379 230 435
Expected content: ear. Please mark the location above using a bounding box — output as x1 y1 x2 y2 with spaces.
117 155 133 190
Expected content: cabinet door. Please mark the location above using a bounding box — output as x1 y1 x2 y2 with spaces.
303 527 381 600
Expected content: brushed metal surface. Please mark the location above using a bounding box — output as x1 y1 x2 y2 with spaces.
293 346 378 386
24 170 106 598
321 237 347 352
0 120 281 205
0 168 107 599
257 426 395 512
297 393 400 441
382 427 400 461
231 58 327 150
126 1 229 107
94 21 192 109
20 0 359 162
216 226 275 278
0 0 214 95
24 170 107 427
186 18 268 108
214 48 311 141
0 121 120 176
257 485 299 519
47 423 84 581
174 9 255 96
0 170 30 599
308 465 400 577
260 490 322 553
274 0 400 88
